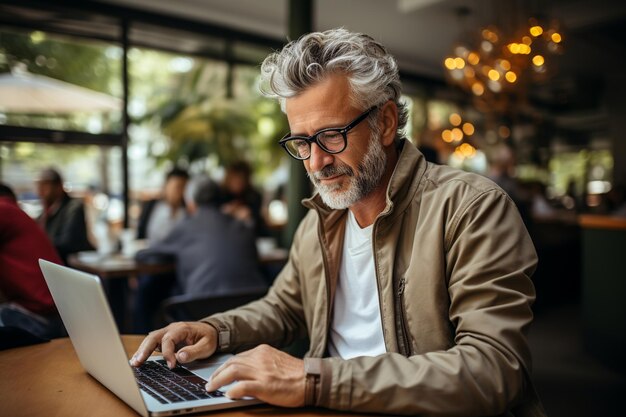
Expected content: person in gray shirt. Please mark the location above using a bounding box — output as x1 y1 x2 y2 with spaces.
135 177 267 297
36 167 94 264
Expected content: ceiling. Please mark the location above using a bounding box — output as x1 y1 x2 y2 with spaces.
92 0 626 137
2 0 626 140
93 0 626 80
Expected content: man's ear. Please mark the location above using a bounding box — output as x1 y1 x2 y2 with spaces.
379 100 398 147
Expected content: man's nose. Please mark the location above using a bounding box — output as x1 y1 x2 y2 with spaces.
308 143 334 172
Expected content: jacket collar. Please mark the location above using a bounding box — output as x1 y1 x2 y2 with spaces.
303 139 427 223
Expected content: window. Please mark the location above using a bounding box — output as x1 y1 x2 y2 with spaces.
0 141 123 227
0 27 123 135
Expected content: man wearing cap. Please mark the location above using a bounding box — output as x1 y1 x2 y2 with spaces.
36 167 93 263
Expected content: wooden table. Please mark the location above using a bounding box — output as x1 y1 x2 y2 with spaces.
67 252 176 279
67 248 289 279
0 336 371 417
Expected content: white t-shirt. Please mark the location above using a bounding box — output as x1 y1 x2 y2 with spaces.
328 210 386 359
146 201 185 243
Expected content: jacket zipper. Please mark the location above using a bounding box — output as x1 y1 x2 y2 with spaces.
395 276 412 356
316 209 333 357
373 205 412 357
371 225 388 349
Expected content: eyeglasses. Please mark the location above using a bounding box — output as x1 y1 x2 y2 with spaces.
279 106 376 160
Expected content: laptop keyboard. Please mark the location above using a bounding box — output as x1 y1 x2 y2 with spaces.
133 359 225 404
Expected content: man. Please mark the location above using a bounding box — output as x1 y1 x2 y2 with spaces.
132 29 544 416
220 160 267 236
136 167 190 243
36 167 93 263
0 183 64 339
135 177 266 297
487 143 530 226
133 167 190 332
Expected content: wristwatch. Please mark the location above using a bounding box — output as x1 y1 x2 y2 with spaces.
304 358 322 406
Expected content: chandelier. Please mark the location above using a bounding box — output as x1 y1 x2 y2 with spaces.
443 17 564 112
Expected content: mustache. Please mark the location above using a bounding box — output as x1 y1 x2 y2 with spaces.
308 164 354 183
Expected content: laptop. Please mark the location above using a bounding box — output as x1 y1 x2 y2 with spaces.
39 259 262 416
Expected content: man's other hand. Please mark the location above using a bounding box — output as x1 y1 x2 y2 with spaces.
206 344 305 407
130 322 218 369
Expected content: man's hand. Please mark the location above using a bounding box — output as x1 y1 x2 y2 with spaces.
221 202 253 222
130 322 218 368
206 344 305 407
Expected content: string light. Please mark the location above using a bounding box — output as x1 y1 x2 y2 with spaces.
529 25 543 37
505 71 517 83
440 114 477 160
444 16 563 105
462 122 475 135
449 113 462 126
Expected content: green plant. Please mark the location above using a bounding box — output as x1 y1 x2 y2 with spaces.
145 63 288 179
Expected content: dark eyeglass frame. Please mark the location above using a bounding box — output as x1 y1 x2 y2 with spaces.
279 106 377 160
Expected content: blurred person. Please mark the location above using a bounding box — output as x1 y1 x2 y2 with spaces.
528 181 557 219
36 167 94 263
487 143 531 226
137 167 190 243
0 183 64 339
134 179 266 333
220 160 266 235
132 167 190 333
135 177 266 296
132 29 544 416
132 177 266 331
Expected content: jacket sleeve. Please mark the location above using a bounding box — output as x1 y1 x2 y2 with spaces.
201 219 309 352
306 190 539 416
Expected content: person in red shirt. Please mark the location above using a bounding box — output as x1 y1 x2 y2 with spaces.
0 183 64 339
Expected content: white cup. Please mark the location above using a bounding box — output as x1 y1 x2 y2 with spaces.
256 237 277 255
94 222 114 256
120 228 137 257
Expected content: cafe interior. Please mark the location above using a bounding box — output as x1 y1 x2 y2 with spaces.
0 0 625 416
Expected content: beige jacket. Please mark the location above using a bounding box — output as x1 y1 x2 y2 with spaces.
204 141 546 416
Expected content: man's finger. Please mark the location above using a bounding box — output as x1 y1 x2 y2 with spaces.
160 334 179 368
224 381 262 400
206 359 256 392
131 330 164 366
175 337 210 363
208 356 245 384
210 348 257 375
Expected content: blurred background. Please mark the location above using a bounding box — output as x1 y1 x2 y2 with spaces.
0 1 625 415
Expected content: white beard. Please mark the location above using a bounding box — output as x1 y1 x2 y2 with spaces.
309 133 387 210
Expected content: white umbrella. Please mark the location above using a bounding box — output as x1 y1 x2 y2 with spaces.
0 70 122 114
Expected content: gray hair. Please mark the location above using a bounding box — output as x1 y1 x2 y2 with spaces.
260 28 408 139
185 176 221 207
